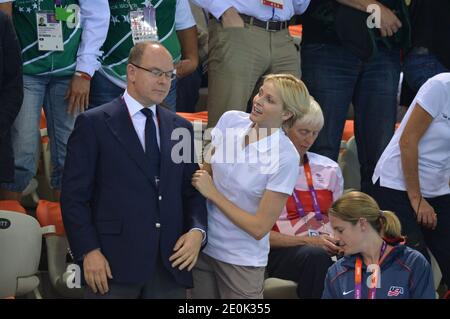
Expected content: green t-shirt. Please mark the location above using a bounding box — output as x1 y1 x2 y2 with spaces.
13 0 82 76
101 0 181 84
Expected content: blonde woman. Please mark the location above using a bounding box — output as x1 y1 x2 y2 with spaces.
190 74 309 298
323 191 435 299
269 99 343 299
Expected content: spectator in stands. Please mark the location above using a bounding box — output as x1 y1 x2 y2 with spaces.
89 0 199 111
61 42 207 299
268 98 343 299
373 73 450 293
0 0 12 16
176 1 208 113
403 0 450 94
323 191 435 299
0 0 109 201
191 0 311 128
0 10 22 193
300 0 410 194
191 74 309 299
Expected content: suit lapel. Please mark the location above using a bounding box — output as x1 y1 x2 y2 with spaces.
157 106 177 194
104 98 157 189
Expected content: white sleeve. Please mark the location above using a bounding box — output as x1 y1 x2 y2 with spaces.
266 154 300 195
330 166 344 202
76 0 110 76
176 0 196 30
190 0 234 19
293 0 311 14
416 78 448 118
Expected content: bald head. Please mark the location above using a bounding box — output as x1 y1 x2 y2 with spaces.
126 42 175 106
128 41 172 66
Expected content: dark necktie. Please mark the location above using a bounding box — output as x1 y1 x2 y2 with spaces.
140 108 160 167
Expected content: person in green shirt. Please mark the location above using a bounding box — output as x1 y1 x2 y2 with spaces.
89 0 199 111
0 0 109 201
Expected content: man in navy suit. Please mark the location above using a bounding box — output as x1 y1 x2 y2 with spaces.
61 42 207 299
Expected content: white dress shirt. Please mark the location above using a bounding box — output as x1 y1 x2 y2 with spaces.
76 0 110 76
123 90 160 152
191 0 310 21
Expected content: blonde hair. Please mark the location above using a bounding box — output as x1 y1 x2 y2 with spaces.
328 191 402 240
296 97 324 129
263 74 310 130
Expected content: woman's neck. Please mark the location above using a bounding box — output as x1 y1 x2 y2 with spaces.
250 123 279 142
360 235 385 266
299 152 306 165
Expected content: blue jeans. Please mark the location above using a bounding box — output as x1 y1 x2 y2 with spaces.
301 43 401 193
89 72 177 111
373 183 450 288
403 51 449 93
0 75 75 192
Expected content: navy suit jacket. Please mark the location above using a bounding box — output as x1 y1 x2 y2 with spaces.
61 97 207 287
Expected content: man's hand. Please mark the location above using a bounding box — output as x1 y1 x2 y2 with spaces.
169 230 203 271
65 73 91 115
175 59 197 79
83 249 113 294
221 7 244 28
379 5 402 37
308 234 342 256
191 170 217 200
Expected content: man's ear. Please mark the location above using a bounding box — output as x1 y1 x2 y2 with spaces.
127 64 136 83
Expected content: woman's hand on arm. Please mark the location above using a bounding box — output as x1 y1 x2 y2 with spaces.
191 170 289 240
399 103 437 229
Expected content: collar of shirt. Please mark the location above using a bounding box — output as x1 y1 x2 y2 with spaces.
123 89 156 117
242 124 283 153
122 89 160 149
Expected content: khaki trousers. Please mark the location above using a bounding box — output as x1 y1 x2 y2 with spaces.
191 252 265 299
206 19 300 128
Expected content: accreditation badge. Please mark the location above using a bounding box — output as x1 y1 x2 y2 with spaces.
130 5 158 44
261 0 284 9
36 12 64 51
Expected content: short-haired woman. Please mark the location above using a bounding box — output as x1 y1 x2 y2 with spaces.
190 74 310 298
268 98 344 299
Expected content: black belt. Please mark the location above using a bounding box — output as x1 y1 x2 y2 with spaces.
210 13 289 32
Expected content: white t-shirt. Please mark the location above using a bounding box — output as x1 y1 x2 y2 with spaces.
204 111 300 267
373 73 450 198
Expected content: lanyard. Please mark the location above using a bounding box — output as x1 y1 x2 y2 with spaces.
291 154 323 221
354 241 387 299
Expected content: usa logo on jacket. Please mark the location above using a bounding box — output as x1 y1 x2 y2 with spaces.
387 286 404 297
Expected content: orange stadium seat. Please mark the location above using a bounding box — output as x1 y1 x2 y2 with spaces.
0 200 26 214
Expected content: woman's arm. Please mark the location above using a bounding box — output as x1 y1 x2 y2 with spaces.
399 103 437 229
192 170 289 240
270 231 341 255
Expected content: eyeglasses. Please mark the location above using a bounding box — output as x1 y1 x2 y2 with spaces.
130 63 176 80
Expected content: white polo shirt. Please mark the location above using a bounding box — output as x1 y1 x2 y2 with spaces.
203 111 300 267
373 73 450 198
